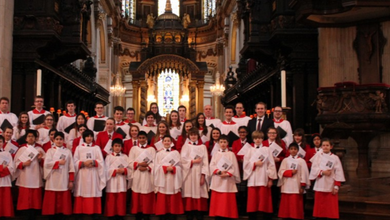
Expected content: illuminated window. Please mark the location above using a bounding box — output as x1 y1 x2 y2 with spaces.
122 0 136 19
203 0 216 19
158 69 180 116
158 0 180 16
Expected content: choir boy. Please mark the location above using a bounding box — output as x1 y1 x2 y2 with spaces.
42 132 75 218
154 135 184 220
87 102 108 133
28 96 50 129
128 131 156 220
209 135 240 219
104 138 131 220
57 100 77 135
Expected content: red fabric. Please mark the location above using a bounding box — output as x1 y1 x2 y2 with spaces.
17 187 42 210
52 161 60 169
155 192 184 215
313 191 339 219
0 187 14 217
334 181 341 187
176 136 202 153
17 162 23 170
151 137 177 150
262 140 287 170
209 191 238 218
0 165 11 177
112 169 117 177
42 190 72 215
278 193 304 219
231 139 245 162
42 142 52 153
96 131 123 157
69 173 74 182
162 166 176 174
131 191 155 214
283 170 293 177
72 137 81 155
247 186 273 213
305 147 316 169
205 141 213 160
104 192 127 216
73 197 101 214
183 197 208 211
123 138 136 155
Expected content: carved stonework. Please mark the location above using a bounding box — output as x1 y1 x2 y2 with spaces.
14 16 63 33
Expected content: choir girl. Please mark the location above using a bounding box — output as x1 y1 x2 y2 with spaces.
181 128 210 220
42 128 58 152
176 120 194 152
123 124 140 155
194 113 211 143
104 138 131 220
232 126 250 163
0 135 15 218
277 143 310 220
73 130 106 218
37 114 56 145
151 120 173 149
14 129 45 220
96 117 123 157
128 131 156 220
306 133 322 169
209 135 240 219
204 127 221 159
71 124 88 154
42 132 75 218
12 111 31 142
154 135 184 220
66 113 87 149
142 102 162 125
169 110 182 141
243 131 276 220
309 138 345 219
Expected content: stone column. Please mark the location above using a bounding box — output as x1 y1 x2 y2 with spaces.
139 81 148 122
197 80 204 113
132 80 140 121
189 81 197 119
0 0 14 98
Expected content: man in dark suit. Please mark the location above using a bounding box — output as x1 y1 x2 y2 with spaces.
247 102 274 139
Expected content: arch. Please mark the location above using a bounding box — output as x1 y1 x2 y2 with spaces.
134 54 202 79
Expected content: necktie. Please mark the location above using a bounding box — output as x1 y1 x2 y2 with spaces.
242 142 245 147
193 142 196 145
257 118 262 131
108 134 111 139
134 141 136 145
166 149 170 152
256 146 260 149
116 153 120 156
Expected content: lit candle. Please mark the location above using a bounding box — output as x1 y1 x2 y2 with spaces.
281 70 286 107
37 69 42 96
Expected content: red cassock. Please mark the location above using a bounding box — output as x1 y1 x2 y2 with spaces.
176 136 202 153
313 192 339 219
131 191 155 214
305 146 317 169
95 131 123 156
155 192 184 215
0 165 14 217
209 191 238 218
278 193 304 219
42 190 73 215
123 138 136 155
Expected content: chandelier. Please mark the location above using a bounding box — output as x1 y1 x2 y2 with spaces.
210 71 225 96
110 76 126 97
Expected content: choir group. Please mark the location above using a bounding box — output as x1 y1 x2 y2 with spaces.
0 96 346 220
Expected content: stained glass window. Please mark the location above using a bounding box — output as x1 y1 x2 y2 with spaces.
158 69 180 116
122 0 135 19
158 0 180 16
203 0 216 19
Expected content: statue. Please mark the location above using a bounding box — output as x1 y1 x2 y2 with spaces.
369 90 386 113
224 66 237 88
182 13 191 29
146 13 155 28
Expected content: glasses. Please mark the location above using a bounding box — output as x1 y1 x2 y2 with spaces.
274 110 282 113
267 132 277 134
35 100 43 103
46 119 53 121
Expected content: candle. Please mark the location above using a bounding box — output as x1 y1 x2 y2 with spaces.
37 69 42 96
281 70 286 107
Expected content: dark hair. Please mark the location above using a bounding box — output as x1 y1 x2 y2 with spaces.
149 102 162 123
17 111 31 134
293 128 307 149
127 107 135 113
112 138 123 147
310 133 321 148
256 102 267 110
77 124 88 131
188 128 200 138
65 100 75 106
34 95 44 101
194 113 208 136
238 126 249 140
0 97 9 103
178 105 187 111
44 114 56 128
145 111 155 119
49 128 58 135
180 120 193 145
0 135 4 142
321 138 333 146
288 142 299 150
224 105 235 112
54 132 65 139
209 127 221 147
155 121 170 141
219 134 229 142
25 129 38 138
138 130 147 137
95 101 105 107
74 113 87 135
114 106 125 113
162 134 172 140
82 130 94 141
168 110 181 128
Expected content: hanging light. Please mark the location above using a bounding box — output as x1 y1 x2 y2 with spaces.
147 95 157 102
210 71 225 96
180 94 189 102
110 76 126 97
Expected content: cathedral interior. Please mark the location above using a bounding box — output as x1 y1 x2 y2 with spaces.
1 0 390 219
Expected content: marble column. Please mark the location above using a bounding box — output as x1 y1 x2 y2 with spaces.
189 81 197 119
197 80 205 114
0 0 14 98
140 81 148 122
132 80 140 121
